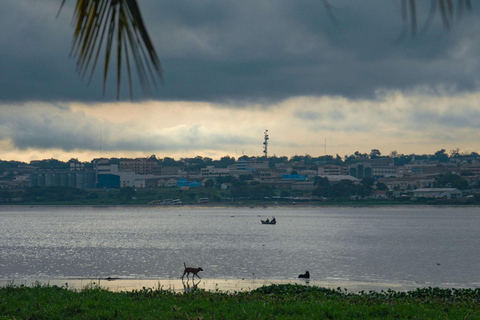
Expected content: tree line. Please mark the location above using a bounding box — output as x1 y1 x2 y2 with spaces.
1 148 478 176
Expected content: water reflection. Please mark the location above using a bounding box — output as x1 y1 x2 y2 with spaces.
1 206 480 289
182 279 201 292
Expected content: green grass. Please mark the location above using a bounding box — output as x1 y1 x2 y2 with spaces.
1 283 479 319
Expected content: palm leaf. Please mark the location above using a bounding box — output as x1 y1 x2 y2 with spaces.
399 0 473 40
419 0 437 35
61 0 163 99
409 0 417 35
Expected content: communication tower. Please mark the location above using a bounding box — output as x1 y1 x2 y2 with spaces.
263 130 269 160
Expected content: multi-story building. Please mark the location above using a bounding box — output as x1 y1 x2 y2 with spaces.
200 166 230 178
119 158 159 175
30 170 96 189
228 159 269 177
460 163 480 175
378 175 435 190
398 163 456 176
318 165 349 176
349 158 396 179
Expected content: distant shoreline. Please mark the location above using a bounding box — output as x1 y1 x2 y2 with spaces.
1 201 479 208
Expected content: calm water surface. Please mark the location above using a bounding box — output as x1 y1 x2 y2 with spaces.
1 205 479 289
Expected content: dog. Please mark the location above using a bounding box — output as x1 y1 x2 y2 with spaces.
182 262 203 280
298 271 310 279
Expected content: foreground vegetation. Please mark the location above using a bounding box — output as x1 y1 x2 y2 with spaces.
1 283 480 319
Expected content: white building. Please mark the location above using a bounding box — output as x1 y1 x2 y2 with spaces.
201 166 230 178
413 188 462 199
318 165 348 175
379 176 435 190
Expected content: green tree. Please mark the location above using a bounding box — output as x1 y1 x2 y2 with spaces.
376 182 389 191
239 174 253 182
183 156 209 171
204 179 215 189
450 148 461 158
394 154 412 166
312 176 330 198
355 184 372 198
432 149 449 163
161 157 179 166
118 187 136 200
268 156 289 168
217 176 240 185
215 156 236 168
370 149 381 159
333 154 343 165
0 190 12 202
343 155 356 165
314 176 330 187
329 180 357 198
434 174 469 190
280 190 291 198
230 185 250 199
361 177 375 188
354 151 368 159
249 184 275 200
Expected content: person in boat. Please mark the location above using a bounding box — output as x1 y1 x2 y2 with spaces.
265 218 270 223
271 217 276 223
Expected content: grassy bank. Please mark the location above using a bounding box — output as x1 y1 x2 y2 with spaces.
1 283 479 319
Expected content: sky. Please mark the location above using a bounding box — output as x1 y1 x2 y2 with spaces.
1 0 480 163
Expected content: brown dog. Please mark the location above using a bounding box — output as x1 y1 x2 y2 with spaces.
182 262 203 280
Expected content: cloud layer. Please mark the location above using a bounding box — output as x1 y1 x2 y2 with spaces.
2 1 480 102
1 1 480 161
2 90 480 162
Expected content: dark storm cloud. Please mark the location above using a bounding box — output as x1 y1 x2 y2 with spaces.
1 1 480 103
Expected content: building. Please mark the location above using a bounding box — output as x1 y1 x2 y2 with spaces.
30 170 96 189
349 158 396 179
413 188 462 199
291 181 315 191
318 175 360 183
281 174 306 181
378 175 435 191
460 163 480 175
399 163 457 176
119 158 160 175
177 178 202 188
229 159 268 174
318 165 349 176
200 166 230 178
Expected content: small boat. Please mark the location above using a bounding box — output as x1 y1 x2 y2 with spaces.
261 217 276 225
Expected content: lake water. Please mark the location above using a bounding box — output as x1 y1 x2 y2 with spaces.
1 205 479 291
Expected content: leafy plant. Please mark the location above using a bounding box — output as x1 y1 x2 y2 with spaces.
60 0 163 99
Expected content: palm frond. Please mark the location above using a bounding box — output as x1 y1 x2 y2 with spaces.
64 0 162 99
399 0 473 40
320 0 338 24
419 0 437 35
409 0 417 35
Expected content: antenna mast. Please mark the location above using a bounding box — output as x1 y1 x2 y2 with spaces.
263 130 269 160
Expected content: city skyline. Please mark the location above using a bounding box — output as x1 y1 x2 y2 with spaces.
1 144 470 165
1 1 479 163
